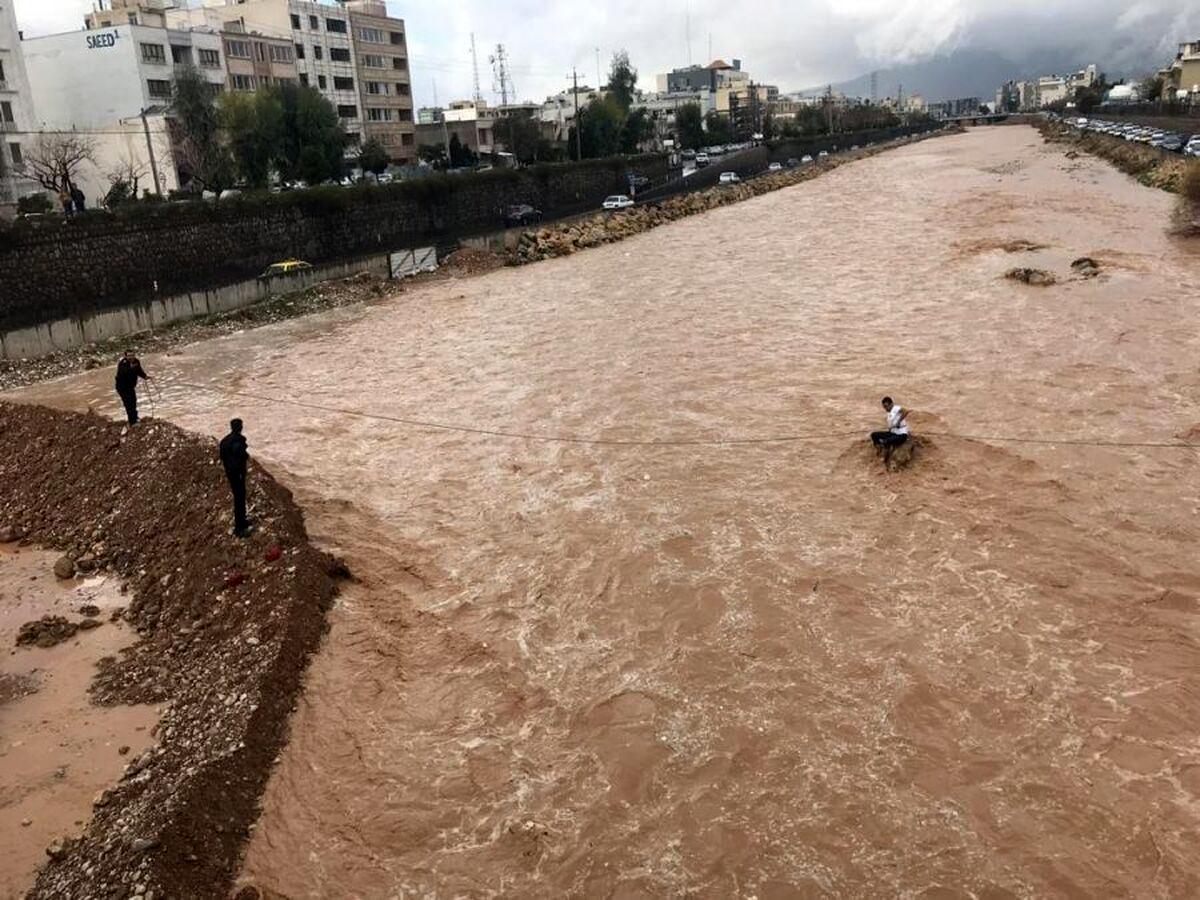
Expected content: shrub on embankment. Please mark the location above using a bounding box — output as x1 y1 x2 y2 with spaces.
0 153 666 334
0 402 344 899
1177 161 1200 235
1036 119 1189 192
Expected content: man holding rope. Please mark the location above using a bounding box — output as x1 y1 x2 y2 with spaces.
114 350 151 425
870 396 909 468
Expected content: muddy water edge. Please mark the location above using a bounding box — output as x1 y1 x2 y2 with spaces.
7 125 1200 896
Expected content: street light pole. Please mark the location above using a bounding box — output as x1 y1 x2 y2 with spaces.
140 107 162 196
572 69 582 161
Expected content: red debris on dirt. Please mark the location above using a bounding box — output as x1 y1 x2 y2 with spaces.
0 401 346 899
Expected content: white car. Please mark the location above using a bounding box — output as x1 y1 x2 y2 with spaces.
768 162 783 171
718 171 740 184
800 155 814 164
695 152 711 166
602 195 635 210
817 150 829 158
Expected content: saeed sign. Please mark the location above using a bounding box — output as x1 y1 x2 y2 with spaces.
86 31 119 50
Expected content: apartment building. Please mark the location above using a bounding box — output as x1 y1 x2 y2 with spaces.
345 1 414 163
1162 40 1200 100
0 0 39 206
221 23 299 93
23 24 226 200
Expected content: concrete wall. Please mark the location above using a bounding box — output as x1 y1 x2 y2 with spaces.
0 153 668 333
0 252 388 359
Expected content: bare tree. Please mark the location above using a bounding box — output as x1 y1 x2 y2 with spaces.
103 154 149 207
25 132 97 194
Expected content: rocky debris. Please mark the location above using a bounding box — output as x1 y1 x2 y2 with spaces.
1000 239 1047 253
1071 257 1100 277
0 402 343 899
886 439 920 471
1005 267 1056 286
79 604 101 617
0 524 21 542
17 615 80 648
53 555 76 579
440 246 507 276
1038 120 1190 193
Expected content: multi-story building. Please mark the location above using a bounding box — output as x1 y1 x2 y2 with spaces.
221 22 299 93
23 23 226 200
1162 40 1200 101
0 0 39 208
168 0 414 163
345 1 414 163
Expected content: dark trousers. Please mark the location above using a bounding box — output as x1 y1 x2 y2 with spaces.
117 388 138 424
871 431 908 449
226 471 248 532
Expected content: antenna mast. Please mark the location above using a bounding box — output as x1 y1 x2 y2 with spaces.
490 44 512 106
470 33 482 103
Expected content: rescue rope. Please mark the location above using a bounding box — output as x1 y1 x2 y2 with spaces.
168 381 1200 452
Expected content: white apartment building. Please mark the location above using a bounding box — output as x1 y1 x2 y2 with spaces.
23 24 226 201
0 0 39 207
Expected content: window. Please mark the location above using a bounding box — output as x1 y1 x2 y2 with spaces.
333 76 354 90
0 101 12 123
397 108 412 122
141 43 167 64
226 40 251 59
270 45 294 64
401 132 413 146
313 45 323 60
295 43 305 60
199 48 220 68
10 142 22 166
318 74 327 89
309 15 318 29
147 78 172 99
299 73 309 85
345 132 361 146
392 57 407 71
337 104 359 119
170 45 191 65
255 42 267 62
358 27 386 43
366 81 385 95
290 13 301 28
390 31 405 46
232 74 256 92
0 60 6 83
325 18 347 33
330 47 351 63
363 54 385 68
367 107 394 122
396 83 410 96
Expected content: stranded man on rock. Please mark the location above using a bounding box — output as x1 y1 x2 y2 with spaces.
219 418 254 537
870 396 909 468
114 350 151 425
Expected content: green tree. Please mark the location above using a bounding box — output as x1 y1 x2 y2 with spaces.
171 65 233 193
220 90 282 188
704 110 733 144
571 96 625 158
1139 74 1164 102
494 112 544 163
418 143 448 169
675 102 705 149
357 136 390 177
619 106 653 154
607 50 638 113
271 82 346 184
448 133 477 168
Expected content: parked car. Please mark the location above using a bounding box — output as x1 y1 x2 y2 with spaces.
1160 135 1184 152
259 259 312 279
503 203 542 227
786 157 800 168
602 194 635 210
718 171 741 184
800 155 814 164
817 150 829 158
695 152 711 167
768 162 783 172
681 148 696 159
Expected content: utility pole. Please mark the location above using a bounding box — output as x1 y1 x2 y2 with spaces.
140 107 162 196
572 69 582 161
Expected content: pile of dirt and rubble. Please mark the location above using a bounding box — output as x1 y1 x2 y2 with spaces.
15 614 102 648
0 402 344 899
514 131 953 264
1037 119 1190 193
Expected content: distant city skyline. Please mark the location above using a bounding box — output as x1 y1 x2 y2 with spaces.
17 0 1200 111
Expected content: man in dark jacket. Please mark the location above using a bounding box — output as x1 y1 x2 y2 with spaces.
114 350 150 425
219 418 252 536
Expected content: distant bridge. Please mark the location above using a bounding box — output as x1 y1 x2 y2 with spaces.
938 113 1012 125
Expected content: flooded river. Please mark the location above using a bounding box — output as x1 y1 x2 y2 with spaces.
9 126 1200 896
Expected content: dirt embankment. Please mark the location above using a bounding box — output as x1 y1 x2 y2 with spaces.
515 130 956 263
0 402 344 898
1036 118 1191 192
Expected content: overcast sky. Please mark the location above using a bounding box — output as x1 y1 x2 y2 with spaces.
16 0 1200 109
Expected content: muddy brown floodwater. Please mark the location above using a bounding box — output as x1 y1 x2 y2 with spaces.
8 126 1200 897
0 546 158 897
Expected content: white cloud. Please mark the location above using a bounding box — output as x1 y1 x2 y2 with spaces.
17 0 1200 108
